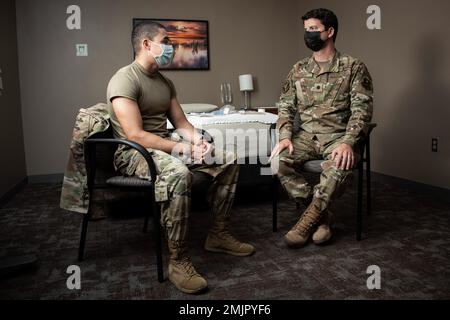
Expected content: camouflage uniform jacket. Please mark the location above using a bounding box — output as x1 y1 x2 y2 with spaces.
277 50 373 148
60 103 110 214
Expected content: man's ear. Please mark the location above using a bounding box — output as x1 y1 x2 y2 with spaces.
142 38 151 51
327 27 335 40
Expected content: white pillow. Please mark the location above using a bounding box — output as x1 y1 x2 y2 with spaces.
180 103 219 114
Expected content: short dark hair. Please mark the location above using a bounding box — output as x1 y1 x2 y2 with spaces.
132 21 166 55
302 8 339 42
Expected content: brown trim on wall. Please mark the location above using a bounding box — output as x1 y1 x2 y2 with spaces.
371 171 450 196
27 174 64 184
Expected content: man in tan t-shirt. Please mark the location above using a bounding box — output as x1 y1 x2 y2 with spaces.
107 21 254 294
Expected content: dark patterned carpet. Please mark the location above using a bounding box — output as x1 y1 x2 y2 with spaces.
0 172 449 300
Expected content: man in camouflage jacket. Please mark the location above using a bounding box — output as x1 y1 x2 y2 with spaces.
271 8 373 247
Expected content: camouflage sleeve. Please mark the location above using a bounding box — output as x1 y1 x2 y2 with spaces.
276 68 298 141
342 61 374 149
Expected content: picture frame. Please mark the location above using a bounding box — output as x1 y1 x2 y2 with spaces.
133 18 210 71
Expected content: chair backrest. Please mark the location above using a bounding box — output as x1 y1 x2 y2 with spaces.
86 125 118 184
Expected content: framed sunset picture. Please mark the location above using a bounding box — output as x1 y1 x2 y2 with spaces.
133 18 210 70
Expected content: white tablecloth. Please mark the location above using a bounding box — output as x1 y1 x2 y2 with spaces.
167 111 278 129
168 112 278 160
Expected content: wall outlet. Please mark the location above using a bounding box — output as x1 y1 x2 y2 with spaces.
432 138 438 152
76 44 88 56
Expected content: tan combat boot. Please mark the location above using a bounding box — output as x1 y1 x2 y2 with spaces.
205 218 255 256
312 210 334 245
167 240 208 294
284 200 323 248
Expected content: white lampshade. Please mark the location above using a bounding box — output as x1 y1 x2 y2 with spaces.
239 74 254 91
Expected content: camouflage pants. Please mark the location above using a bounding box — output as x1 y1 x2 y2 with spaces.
275 131 360 214
114 145 239 241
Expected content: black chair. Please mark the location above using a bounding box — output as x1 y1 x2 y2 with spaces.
78 124 213 283
270 122 377 241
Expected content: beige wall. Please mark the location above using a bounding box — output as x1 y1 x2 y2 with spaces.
14 0 450 189
297 0 450 189
0 0 27 197
15 0 300 176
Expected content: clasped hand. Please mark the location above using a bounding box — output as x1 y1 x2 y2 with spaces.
174 139 214 163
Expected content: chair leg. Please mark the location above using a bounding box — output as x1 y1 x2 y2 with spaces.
366 136 372 216
272 176 278 232
78 213 90 261
151 199 164 283
357 160 364 241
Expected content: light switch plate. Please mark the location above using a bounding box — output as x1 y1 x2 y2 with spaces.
76 44 88 56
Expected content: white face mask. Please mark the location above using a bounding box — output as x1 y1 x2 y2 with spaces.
150 41 174 67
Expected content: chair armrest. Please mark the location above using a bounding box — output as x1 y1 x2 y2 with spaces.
360 123 377 148
84 138 158 183
354 123 377 159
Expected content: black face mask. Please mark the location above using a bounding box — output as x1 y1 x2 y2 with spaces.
304 30 327 52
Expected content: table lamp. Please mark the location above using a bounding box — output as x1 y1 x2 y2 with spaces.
239 74 254 110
